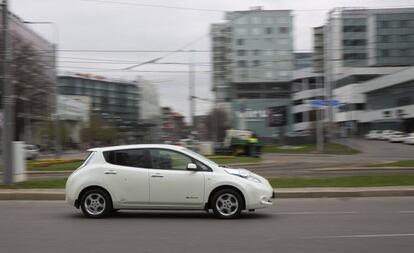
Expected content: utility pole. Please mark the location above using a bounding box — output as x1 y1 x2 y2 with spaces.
2 0 14 184
189 50 195 127
53 44 61 158
316 76 324 152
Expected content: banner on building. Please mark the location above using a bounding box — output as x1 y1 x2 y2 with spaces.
267 106 287 127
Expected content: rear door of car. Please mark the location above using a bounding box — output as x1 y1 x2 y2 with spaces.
102 148 150 206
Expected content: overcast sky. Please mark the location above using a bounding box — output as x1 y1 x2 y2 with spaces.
10 0 414 121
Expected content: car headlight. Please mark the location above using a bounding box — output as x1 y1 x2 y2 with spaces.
225 168 261 183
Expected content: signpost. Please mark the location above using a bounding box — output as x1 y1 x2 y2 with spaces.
306 100 340 153
268 106 288 145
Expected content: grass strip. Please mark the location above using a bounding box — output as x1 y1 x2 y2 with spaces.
2 175 414 189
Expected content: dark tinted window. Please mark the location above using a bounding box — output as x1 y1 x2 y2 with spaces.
104 149 149 168
148 149 212 171
149 149 192 170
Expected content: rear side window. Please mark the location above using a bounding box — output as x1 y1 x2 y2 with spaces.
103 149 150 168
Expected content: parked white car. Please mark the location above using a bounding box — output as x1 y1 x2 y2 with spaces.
365 130 381 140
66 144 274 219
404 133 414 145
24 144 39 160
388 132 407 143
378 130 395 140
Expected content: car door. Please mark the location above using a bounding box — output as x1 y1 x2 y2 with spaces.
148 149 205 206
102 148 150 206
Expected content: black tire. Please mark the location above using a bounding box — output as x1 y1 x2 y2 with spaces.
211 188 243 219
80 188 112 218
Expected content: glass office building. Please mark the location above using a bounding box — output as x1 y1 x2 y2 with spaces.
58 73 140 133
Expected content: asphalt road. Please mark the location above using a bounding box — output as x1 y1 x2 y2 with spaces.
244 138 414 177
1 197 414 253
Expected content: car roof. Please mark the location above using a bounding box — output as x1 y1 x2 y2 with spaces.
87 144 188 152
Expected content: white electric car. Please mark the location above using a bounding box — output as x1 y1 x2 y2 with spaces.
65 144 274 219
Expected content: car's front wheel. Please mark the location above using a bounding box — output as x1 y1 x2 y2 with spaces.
211 189 243 219
80 188 112 218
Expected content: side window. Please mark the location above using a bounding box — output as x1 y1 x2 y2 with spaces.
104 149 149 168
149 149 192 170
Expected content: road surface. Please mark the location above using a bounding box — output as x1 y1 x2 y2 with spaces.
1 197 414 253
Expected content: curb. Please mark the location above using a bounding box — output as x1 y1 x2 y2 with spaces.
2 187 414 200
0 191 64 200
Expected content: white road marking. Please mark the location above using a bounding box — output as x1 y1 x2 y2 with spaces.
398 211 414 213
307 233 414 239
276 211 357 215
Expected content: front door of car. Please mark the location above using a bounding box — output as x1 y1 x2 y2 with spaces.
148 149 205 206
102 149 150 205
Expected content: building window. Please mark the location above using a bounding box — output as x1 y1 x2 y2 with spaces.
237 60 247 68
343 53 366 60
264 49 274 56
236 39 245 45
294 113 303 123
343 39 366 46
252 27 261 35
399 34 409 42
236 28 247 35
252 60 260 67
265 17 274 24
278 17 289 24
379 35 391 43
251 16 261 24
279 39 288 45
399 48 409 57
397 97 413 107
279 27 289 33
379 20 390 28
381 49 390 57
253 49 260 56
265 27 273 34
235 17 247 25
265 71 274 79
343 26 366 32
399 20 409 28
237 50 246 56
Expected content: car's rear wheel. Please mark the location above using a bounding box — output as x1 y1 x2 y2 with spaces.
211 189 243 219
80 189 112 218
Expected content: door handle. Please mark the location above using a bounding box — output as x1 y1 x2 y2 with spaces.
151 173 164 178
104 170 117 175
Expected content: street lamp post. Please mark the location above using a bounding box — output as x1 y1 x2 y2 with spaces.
1 0 14 184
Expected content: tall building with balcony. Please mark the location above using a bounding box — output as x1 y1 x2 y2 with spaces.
210 7 294 139
322 8 414 135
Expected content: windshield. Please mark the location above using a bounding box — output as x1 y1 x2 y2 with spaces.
183 149 219 168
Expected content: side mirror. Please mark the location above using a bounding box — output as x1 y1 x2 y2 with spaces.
187 163 198 171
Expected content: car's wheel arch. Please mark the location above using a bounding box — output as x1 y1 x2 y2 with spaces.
206 185 246 210
76 185 113 209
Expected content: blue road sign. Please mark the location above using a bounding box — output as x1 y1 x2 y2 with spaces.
306 100 340 107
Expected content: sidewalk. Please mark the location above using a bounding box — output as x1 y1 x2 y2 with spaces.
2 186 414 200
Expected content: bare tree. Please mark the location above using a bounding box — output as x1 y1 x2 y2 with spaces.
206 108 231 142
10 35 55 141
